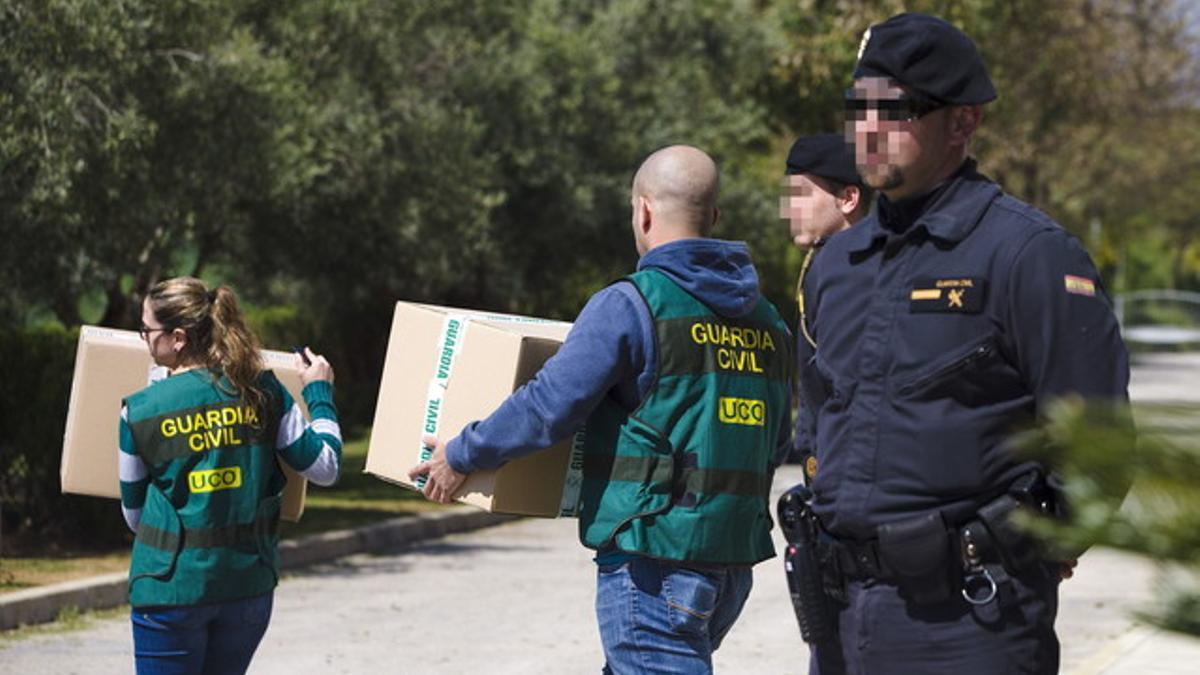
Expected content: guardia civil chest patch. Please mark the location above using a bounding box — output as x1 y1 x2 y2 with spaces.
909 277 986 313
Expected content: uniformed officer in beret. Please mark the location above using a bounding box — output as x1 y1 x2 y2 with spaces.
794 12 1131 674
781 133 872 250
780 134 872 470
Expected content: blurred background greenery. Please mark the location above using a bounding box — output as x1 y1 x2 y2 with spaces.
1023 397 1200 636
1 0 1198 630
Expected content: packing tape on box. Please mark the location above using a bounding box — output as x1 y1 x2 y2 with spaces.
478 313 585 518
412 310 585 516
477 312 565 327
558 429 586 517
415 314 470 489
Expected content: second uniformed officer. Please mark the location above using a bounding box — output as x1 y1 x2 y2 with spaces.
779 134 872 469
794 13 1130 674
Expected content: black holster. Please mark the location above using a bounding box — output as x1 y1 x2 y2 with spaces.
778 484 837 644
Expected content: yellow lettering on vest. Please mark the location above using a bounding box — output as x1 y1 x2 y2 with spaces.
716 347 767 373
161 419 177 437
732 350 747 370
718 397 766 426
187 466 243 493
221 407 238 425
206 410 221 428
692 322 776 360
717 348 733 370
183 426 245 452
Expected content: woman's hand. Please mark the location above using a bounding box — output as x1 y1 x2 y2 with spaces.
298 347 334 386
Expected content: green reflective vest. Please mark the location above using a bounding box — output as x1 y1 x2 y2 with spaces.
123 369 288 607
578 268 792 565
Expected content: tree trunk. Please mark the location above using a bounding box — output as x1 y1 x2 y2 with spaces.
97 280 133 328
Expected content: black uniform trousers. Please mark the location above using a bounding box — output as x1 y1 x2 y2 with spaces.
809 563 1060 675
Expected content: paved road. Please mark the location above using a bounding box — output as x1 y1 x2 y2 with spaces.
2 352 1198 674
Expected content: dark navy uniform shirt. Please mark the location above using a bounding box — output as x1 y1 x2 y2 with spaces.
795 160 1130 540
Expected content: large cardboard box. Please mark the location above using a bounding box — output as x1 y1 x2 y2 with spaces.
61 326 309 522
366 302 585 517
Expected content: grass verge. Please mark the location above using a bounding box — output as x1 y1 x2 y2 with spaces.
0 605 130 645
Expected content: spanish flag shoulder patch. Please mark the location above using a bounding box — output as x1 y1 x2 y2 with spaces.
1064 275 1096 297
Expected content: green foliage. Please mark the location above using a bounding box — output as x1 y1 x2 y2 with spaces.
0 0 333 326
0 325 132 545
1021 398 1200 635
0 324 76 532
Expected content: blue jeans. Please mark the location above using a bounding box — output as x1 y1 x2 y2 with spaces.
130 591 274 675
596 557 753 674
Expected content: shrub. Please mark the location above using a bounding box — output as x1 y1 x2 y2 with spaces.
0 325 131 550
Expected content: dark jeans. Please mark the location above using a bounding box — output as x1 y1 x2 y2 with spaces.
131 591 274 675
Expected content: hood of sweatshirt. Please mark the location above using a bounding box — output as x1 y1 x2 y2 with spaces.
636 238 761 318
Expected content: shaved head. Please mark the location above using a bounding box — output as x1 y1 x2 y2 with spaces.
632 145 719 235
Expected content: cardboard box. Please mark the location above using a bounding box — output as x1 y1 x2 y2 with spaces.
366 302 585 517
61 326 309 522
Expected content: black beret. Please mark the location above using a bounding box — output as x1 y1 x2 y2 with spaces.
853 13 996 105
785 133 863 187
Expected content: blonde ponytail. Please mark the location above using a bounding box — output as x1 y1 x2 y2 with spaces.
146 277 267 423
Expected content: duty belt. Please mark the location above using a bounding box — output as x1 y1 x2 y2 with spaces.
813 476 1061 607
817 534 895 582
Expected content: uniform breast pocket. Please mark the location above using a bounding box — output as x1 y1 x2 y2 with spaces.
895 334 1024 405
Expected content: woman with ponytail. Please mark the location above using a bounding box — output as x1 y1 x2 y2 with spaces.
118 277 341 675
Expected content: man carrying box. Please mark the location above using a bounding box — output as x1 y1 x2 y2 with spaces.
410 144 793 673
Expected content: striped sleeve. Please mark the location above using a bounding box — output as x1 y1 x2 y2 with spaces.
118 406 148 531
275 380 342 487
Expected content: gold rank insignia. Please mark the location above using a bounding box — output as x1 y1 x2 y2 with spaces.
805 455 818 478
910 277 986 313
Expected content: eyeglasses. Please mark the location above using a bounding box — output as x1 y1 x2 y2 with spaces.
139 324 169 340
844 90 944 123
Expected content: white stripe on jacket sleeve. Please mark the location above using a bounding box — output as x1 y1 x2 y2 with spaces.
275 403 306 449
298 443 339 486
310 418 342 443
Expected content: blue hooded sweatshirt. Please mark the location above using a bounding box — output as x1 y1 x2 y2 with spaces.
446 238 791 474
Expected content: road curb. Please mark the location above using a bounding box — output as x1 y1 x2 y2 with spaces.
0 507 517 631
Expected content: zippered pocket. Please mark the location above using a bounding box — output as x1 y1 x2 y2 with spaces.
896 336 997 398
